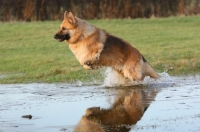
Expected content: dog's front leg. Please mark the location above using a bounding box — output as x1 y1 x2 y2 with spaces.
79 58 97 70
84 60 100 70
82 46 103 70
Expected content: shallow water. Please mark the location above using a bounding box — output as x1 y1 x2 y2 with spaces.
0 75 200 132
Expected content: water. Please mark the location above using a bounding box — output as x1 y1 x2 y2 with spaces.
0 73 200 132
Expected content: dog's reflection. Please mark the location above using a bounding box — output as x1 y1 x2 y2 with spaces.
74 89 157 132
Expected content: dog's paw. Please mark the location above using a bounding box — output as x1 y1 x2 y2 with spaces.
85 107 100 117
84 60 92 66
84 60 101 70
83 64 93 70
83 64 101 70
92 65 102 70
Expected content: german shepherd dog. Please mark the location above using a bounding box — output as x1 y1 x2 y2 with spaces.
54 11 160 81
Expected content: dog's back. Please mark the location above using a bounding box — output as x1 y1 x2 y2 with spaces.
96 34 160 80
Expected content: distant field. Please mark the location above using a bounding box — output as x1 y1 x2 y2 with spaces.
0 16 200 83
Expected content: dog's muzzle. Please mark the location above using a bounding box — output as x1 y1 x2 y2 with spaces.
54 34 70 42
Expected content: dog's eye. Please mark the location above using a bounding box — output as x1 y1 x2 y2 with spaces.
62 27 66 30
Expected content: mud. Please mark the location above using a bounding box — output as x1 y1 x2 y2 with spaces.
0 74 200 132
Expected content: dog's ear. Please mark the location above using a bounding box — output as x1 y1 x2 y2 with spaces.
64 11 68 19
67 12 76 25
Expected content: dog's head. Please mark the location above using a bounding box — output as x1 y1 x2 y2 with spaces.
54 11 77 42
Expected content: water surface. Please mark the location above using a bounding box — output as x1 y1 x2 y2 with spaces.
0 75 200 132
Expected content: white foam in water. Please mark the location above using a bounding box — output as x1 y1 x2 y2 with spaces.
103 67 130 87
103 68 173 87
103 68 144 87
75 79 83 87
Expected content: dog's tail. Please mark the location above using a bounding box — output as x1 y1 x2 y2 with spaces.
142 56 160 79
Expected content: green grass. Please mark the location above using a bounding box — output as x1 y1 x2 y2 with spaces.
0 16 200 83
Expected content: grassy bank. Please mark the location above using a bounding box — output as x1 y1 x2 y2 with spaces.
0 16 200 83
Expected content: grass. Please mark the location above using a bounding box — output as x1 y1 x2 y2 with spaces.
0 16 200 83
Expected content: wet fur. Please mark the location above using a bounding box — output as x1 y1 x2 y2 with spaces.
54 11 160 81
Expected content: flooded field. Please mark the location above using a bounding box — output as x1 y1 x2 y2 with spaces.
0 74 200 132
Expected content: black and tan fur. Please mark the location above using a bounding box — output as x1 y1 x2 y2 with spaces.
54 11 160 81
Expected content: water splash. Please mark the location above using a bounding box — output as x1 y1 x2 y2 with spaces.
104 68 129 87
75 79 83 87
103 68 141 87
159 71 173 82
103 68 173 87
